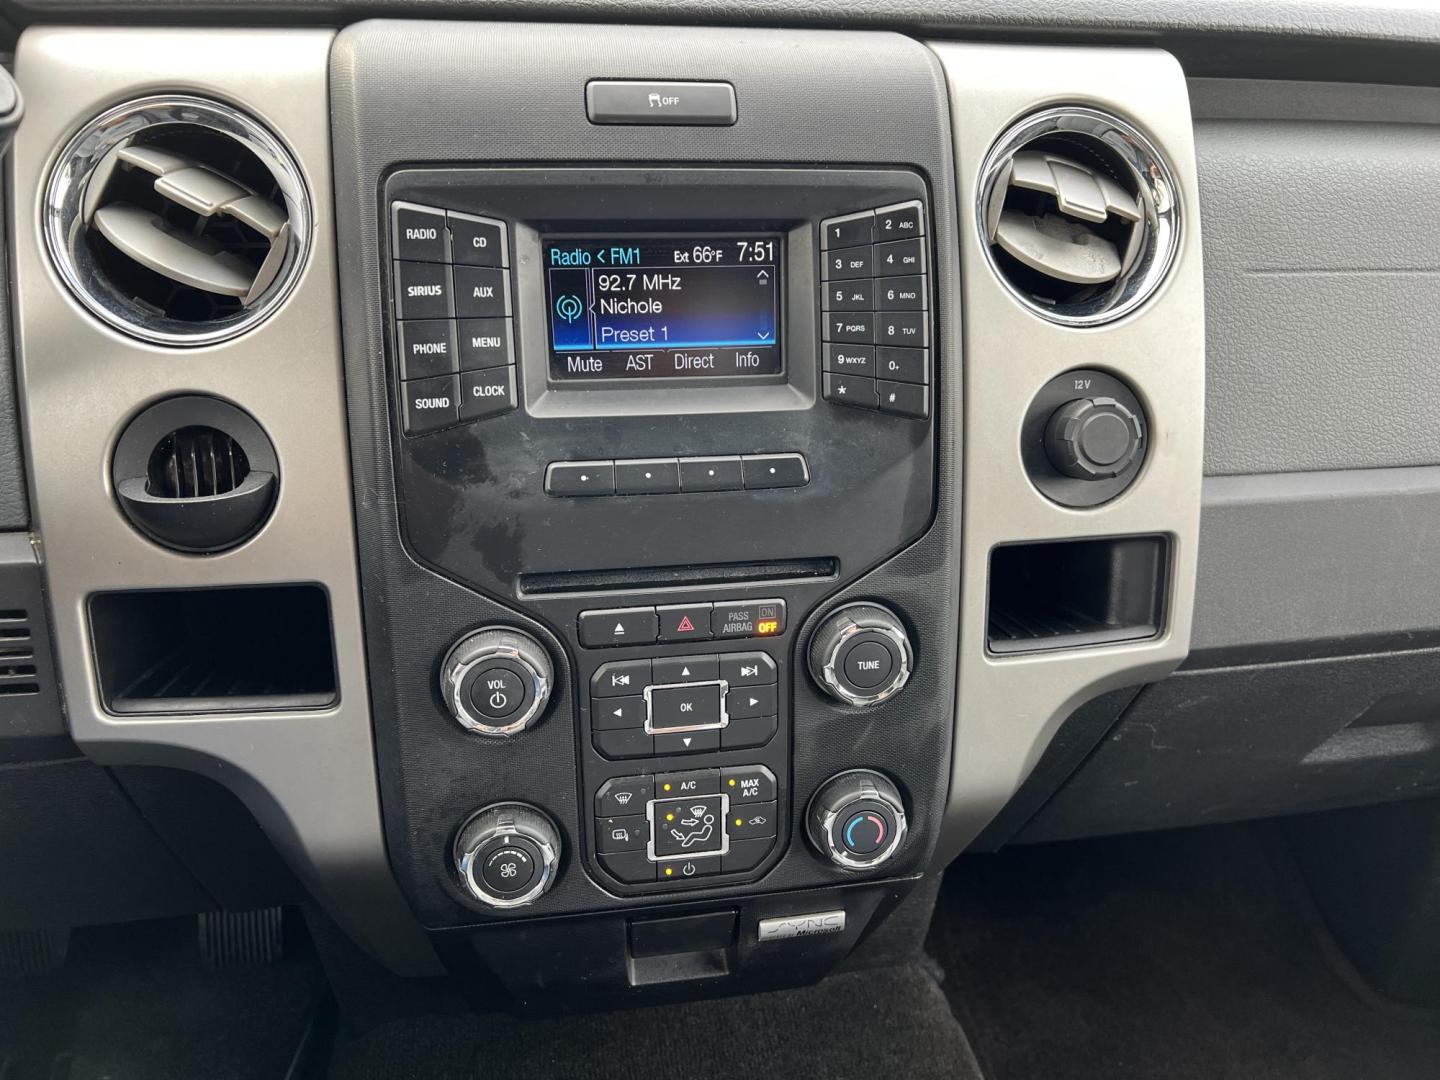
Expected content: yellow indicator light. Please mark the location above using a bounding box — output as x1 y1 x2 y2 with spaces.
728 779 736 787
735 819 743 827
666 813 675 822
757 620 780 635
663 783 672 792
664 867 673 877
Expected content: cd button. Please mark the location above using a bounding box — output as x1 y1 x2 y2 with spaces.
823 371 879 410
448 212 507 267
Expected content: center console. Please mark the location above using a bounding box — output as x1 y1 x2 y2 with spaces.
330 21 961 995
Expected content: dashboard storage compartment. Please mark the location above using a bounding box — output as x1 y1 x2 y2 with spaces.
987 536 1166 654
90 585 337 714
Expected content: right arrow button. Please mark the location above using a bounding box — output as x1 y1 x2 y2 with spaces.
726 683 777 719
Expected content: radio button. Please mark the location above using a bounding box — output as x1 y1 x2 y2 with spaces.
394 260 453 320
823 279 873 311
877 275 927 311
823 371 879 410
457 318 513 370
823 245 873 281
593 695 647 730
876 347 928 385
875 200 925 239
402 374 459 434
545 460 615 497
824 344 875 378
825 312 875 345
448 212 507 268
615 458 681 496
678 456 743 493
874 237 925 276
653 653 719 683
392 203 448 263
821 210 874 250
398 319 458 380
459 367 516 421
742 454 809 490
582 611 659 650
878 380 929 420
453 265 510 318
719 652 776 686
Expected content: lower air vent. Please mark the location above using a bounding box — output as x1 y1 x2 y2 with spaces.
113 396 279 554
977 107 1180 327
43 95 311 346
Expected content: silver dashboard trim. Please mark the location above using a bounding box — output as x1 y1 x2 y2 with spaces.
11 27 439 975
927 43 1206 864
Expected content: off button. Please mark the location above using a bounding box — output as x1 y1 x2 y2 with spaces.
468 667 524 719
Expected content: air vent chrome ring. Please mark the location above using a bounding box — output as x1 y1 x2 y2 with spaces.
43 95 312 347
977 106 1180 327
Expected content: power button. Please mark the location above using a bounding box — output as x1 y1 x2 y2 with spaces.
468 666 525 720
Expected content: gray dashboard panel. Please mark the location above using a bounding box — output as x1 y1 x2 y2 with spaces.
1196 116 1440 476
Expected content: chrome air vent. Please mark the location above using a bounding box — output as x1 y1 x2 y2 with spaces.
977 107 1180 327
43 96 311 346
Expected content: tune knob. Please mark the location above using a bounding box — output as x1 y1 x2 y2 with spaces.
807 770 908 871
453 802 562 909
440 627 553 737
808 603 913 706
1043 396 1145 480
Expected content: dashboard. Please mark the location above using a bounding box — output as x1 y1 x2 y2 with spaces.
1 3 1435 1007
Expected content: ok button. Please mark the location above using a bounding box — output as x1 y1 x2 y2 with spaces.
469 667 524 719
648 682 723 732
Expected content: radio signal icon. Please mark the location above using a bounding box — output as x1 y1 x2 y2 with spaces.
556 294 585 324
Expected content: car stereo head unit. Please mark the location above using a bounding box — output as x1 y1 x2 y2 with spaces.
543 234 783 381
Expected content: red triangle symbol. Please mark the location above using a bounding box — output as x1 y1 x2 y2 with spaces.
676 616 695 632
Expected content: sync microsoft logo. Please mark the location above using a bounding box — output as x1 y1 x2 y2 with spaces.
756 911 847 942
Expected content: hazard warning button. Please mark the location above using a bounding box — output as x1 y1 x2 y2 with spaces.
658 604 714 643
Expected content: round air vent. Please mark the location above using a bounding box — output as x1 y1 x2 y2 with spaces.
43 95 311 347
977 107 1180 327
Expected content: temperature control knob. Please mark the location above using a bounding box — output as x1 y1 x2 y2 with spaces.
1043 396 1145 480
453 802 562 909
807 770 908 871
440 627 553 737
808 603 913 706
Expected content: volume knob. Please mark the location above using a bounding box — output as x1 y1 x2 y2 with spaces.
808 603 913 707
440 627 553 737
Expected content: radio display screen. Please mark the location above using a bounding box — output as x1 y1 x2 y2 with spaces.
543 234 782 381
